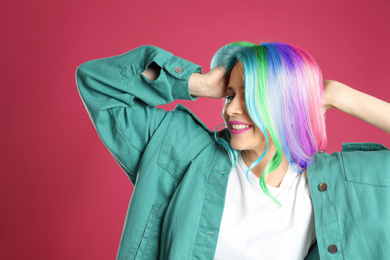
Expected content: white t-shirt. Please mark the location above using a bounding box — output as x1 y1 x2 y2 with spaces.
214 153 316 260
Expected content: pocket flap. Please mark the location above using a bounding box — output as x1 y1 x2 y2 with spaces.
342 143 390 187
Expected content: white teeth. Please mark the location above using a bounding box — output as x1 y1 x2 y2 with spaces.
232 124 250 130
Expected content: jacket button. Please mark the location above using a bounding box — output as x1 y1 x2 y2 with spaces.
328 244 338 254
174 66 183 73
319 183 328 191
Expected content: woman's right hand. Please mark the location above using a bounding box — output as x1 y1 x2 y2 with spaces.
203 66 229 99
189 66 229 99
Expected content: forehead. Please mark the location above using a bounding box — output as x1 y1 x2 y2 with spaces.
227 61 244 92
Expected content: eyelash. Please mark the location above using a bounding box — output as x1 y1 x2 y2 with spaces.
225 95 234 102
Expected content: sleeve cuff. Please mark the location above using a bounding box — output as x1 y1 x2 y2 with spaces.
163 56 202 101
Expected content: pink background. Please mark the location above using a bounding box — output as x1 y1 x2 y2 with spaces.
1 0 389 259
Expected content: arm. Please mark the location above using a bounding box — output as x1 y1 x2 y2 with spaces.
144 64 228 98
323 80 390 134
76 45 201 184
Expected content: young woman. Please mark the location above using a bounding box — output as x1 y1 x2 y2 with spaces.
76 42 390 259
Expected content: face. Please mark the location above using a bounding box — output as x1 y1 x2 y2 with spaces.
223 61 268 154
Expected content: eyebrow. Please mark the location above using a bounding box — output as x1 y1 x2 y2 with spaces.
227 85 244 92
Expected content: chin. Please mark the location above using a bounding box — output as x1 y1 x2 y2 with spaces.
229 141 245 151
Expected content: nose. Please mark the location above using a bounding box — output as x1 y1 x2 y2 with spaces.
225 96 245 117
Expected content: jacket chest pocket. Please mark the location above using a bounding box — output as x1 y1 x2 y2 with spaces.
342 150 390 188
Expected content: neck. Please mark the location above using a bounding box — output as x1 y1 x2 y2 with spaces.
241 144 289 188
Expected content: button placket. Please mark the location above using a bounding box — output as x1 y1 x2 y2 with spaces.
308 153 344 259
318 181 342 257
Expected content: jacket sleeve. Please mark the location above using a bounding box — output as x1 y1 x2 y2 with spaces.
75 45 202 184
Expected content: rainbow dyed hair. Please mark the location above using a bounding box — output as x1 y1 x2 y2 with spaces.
212 41 327 207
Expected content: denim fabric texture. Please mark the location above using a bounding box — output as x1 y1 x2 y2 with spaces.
76 45 390 260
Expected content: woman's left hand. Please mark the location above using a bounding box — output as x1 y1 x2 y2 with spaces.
322 79 390 134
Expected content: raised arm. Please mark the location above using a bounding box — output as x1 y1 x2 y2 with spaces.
144 64 229 99
323 80 390 134
76 45 201 184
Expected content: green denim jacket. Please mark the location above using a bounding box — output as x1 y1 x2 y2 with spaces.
76 45 390 260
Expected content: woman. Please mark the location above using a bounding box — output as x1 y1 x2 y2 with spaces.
76 42 390 259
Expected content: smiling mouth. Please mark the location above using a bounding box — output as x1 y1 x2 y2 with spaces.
231 124 251 130
229 121 252 131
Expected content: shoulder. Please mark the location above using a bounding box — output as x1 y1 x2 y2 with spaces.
172 103 213 135
313 142 389 164
170 103 230 145
156 103 218 180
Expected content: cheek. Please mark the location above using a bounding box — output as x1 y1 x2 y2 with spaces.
222 105 229 124
223 112 228 124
